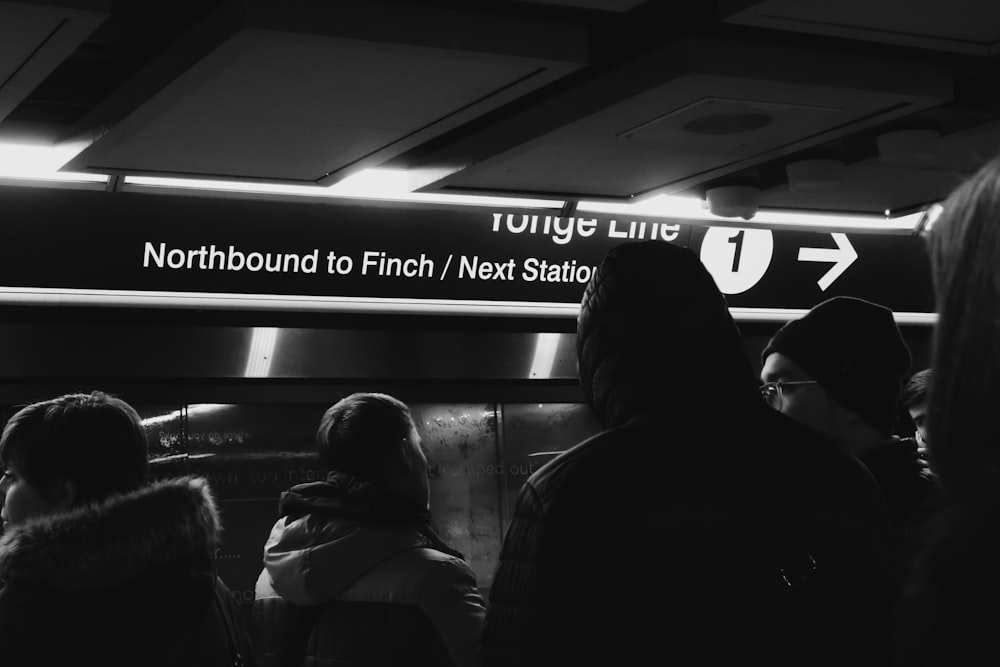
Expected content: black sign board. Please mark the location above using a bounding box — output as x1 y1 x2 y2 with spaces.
0 186 934 314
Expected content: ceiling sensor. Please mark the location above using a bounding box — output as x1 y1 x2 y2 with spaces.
705 185 761 219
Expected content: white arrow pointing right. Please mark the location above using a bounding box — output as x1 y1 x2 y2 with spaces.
798 233 858 291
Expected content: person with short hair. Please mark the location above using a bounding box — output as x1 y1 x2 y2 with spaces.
254 392 485 667
900 368 932 455
0 390 252 667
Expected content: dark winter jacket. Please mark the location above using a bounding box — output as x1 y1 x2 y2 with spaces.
0 475 253 667
253 473 485 667
860 436 938 528
481 240 896 667
859 436 939 579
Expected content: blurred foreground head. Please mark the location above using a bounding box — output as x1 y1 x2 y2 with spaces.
922 152 1000 498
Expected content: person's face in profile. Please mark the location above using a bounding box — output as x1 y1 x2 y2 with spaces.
908 401 929 449
761 353 843 441
0 464 55 528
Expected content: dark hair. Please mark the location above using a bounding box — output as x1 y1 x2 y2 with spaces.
924 152 1000 497
0 391 148 505
316 392 418 481
899 368 932 410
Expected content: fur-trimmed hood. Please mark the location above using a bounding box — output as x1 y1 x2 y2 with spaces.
0 475 221 593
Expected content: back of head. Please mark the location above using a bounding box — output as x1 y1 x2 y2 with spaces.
577 240 759 429
316 392 419 485
0 391 148 505
924 152 1000 496
761 296 911 436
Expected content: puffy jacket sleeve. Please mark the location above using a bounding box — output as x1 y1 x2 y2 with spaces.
419 556 487 667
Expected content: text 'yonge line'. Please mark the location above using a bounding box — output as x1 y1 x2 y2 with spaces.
492 212 682 244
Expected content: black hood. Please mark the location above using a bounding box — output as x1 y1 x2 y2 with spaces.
576 240 760 428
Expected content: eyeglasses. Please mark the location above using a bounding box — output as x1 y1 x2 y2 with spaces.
916 202 944 238
760 380 820 411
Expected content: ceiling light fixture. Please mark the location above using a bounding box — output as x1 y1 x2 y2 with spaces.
0 141 107 183
577 195 922 232
528 332 562 379
244 327 279 377
0 142 929 233
124 169 564 209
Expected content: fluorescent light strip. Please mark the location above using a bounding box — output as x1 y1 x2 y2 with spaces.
729 307 937 325
0 141 107 183
123 171 564 209
0 286 938 324
577 195 920 232
528 332 562 379
244 327 279 377
0 172 108 184
0 144 926 226
0 286 582 317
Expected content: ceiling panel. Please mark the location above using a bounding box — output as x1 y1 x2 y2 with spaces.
720 0 1000 55
0 1 997 219
0 0 109 122
62 1 588 183
424 37 952 199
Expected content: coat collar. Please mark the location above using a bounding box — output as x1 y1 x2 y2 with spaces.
0 475 221 593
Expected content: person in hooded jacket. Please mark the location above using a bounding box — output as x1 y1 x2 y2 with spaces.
480 240 896 667
253 391 485 667
0 390 253 667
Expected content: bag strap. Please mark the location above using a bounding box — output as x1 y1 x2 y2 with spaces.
212 577 247 667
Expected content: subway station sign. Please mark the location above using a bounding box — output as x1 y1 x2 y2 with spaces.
0 186 934 316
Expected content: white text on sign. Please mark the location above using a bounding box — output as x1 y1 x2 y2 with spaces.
491 213 681 245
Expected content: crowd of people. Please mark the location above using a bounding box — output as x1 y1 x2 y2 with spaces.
2 151 999 665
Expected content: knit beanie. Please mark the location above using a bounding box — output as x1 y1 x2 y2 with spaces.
761 296 912 435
